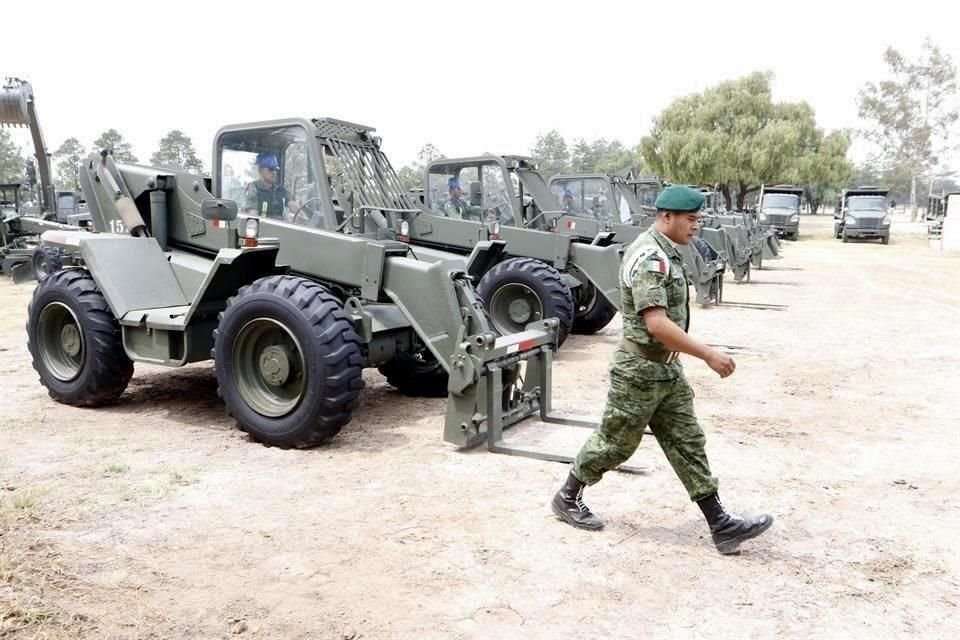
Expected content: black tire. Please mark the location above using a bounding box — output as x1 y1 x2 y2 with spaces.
476 258 574 346
881 235 889 245
572 281 618 334
26 269 133 406
31 246 63 281
378 350 448 397
213 275 364 448
842 232 849 243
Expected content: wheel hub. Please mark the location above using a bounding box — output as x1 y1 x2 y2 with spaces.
508 298 535 323
60 324 81 357
259 345 291 386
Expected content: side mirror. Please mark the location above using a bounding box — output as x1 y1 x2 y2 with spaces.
201 198 238 221
469 181 482 207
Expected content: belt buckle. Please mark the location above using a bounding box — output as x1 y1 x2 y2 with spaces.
665 352 679 364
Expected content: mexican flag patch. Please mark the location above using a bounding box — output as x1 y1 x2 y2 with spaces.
646 257 667 274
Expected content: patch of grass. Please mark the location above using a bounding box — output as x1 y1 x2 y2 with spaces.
103 463 130 475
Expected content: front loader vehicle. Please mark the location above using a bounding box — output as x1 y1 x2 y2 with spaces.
29 122 627 470
1 78 90 280
419 155 626 337
548 174 724 305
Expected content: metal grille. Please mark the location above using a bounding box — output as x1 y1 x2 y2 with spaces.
855 218 880 229
765 214 791 226
324 138 415 212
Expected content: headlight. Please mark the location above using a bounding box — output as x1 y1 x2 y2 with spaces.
789 214 800 222
244 218 259 239
881 216 891 226
400 220 410 236
758 213 767 222
845 216 857 226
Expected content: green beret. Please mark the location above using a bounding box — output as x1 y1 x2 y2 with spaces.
654 185 705 213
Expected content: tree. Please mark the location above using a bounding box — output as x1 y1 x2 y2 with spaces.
54 137 86 191
530 130 570 178
570 138 597 173
396 144 445 192
640 72 837 210
796 130 854 214
93 129 138 163
857 39 958 219
0 130 25 183
150 130 205 174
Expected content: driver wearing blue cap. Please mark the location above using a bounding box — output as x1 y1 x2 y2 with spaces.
443 177 470 219
561 187 582 214
244 152 300 219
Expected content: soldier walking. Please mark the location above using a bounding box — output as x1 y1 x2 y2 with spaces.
551 185 773 554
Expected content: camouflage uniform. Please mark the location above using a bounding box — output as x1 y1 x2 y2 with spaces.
443 196 470 219
572 228 719 501
244 180 290 219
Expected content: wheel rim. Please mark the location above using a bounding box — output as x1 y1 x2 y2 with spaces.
232 318 307 418
37 302 84 381
575 282 598 317
35 255 49 277
489 283 544 335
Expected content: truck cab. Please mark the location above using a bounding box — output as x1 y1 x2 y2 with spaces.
757 185 803 240
834 186 891 244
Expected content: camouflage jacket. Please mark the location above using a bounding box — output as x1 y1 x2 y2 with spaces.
443 197 470 219
244 180 289 219
618 228 690 379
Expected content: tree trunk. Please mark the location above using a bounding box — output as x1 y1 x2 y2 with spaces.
910 174 917 221
720 185 732 211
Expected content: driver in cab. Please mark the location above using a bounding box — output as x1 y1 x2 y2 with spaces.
244 152 301 220
443 177 470 219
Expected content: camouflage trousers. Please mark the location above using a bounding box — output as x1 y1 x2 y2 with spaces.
573 351 719 501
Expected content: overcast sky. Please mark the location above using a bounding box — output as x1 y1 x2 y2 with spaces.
3 0 958 173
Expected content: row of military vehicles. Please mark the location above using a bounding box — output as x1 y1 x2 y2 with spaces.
3 77 871 467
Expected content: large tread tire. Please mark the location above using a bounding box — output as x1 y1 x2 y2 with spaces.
378 351 449 398
213 275 364 448
31 245 63 281
572 282 618 335
476 258 574 347
26 269 133 406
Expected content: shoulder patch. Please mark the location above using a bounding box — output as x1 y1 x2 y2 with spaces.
622 246 670 285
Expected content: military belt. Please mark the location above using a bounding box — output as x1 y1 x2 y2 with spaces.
619 339 680 364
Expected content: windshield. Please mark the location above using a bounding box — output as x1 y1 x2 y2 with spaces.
550 177 615 222
761 193 800 210
426 162 516 225
847 196 887 212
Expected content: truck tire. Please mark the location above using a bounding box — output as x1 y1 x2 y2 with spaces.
26 269 133 406
476 258 574 346
213 275 364 448
881 235 889 245
842 231 849 243
572 281 618 335
379 350 449 397
31 245 63 281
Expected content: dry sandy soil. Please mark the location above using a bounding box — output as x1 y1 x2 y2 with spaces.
1 216 958 639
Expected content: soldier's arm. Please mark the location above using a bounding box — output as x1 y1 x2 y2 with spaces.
629 250 734 378
641 308 735 378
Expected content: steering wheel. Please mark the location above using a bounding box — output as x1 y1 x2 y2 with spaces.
290 196 326 227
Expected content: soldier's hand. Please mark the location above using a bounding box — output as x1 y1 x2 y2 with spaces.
705 349 736 378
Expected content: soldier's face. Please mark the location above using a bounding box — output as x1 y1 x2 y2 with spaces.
259 166 277 185
450 187 462 199
662 212 701 244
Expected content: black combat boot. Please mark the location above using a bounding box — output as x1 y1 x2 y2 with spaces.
551 472 604 530
697 493 773 555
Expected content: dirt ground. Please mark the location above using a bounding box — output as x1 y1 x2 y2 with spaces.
1 216 958 639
